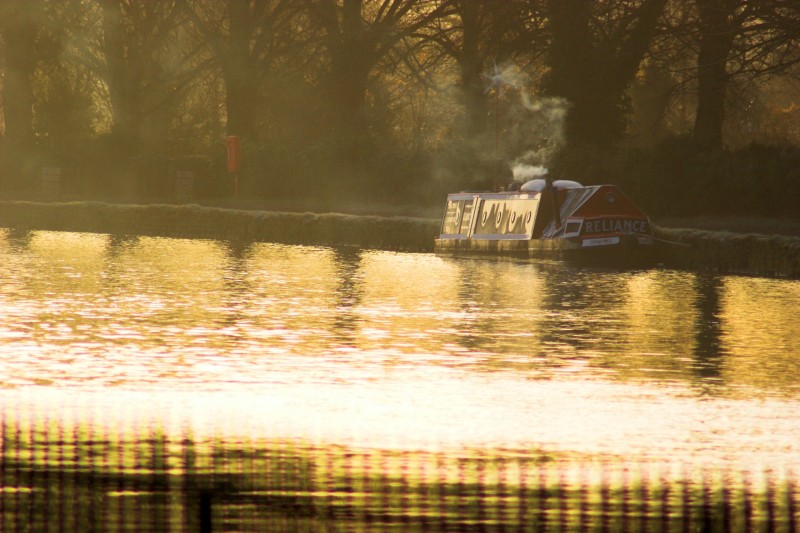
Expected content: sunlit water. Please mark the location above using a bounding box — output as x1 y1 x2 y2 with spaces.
1 229 799 472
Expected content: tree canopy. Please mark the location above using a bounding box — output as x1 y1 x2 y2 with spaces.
1 0 799 214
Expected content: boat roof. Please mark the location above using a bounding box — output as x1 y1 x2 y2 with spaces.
520 179 583 192
445 183 649 220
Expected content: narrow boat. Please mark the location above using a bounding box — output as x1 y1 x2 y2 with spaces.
434 178 659 265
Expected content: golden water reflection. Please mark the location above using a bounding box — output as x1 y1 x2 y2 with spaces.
1 229 799 467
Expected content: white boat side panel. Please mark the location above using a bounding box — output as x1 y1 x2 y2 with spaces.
473 197 540 238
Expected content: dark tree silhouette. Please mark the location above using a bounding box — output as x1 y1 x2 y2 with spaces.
423 0 546 139
184 0 298 141
0 0 44 188
96 0 197 157
692 0 800 150
1 0 799 205
543 0 667 148
693 0 742 150
306 0 454 137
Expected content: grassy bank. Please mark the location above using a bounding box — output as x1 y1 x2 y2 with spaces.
1 200 799 279
0 200 440 253
654 226 800 279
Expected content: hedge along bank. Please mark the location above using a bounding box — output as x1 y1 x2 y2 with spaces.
0 201 440 252
1 201 798 279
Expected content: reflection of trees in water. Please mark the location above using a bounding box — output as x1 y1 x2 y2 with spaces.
221 239 251 265
217 239 254 329
106 234 140 256
519 266 630 362
691 275 726 391
449 259 536 356
101 234 141 296
331 246 364 345
1 412 794 531
453 259 495 352
445 260 777 392
0 414 314 531
1 418 173 531
4 227 33 250
449 261 636 368
536 267 598 357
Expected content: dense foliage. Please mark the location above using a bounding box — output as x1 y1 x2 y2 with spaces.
1 0 799 216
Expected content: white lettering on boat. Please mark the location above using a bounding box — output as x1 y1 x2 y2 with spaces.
583 218 649 235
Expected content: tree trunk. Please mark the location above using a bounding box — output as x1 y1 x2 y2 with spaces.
545 0 666 148
1 25 36 150
326 0 373 135
693 0 738 151
224 0 257 139
0 2 39 189
459 0 487 138
100 0 142 156
544 0 596 145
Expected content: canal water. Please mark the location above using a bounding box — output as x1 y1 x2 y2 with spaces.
2 228 798 464
1 228 799 529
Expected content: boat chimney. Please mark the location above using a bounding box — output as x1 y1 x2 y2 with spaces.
546 177 562 229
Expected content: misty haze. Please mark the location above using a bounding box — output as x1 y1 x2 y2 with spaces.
1 1 800 531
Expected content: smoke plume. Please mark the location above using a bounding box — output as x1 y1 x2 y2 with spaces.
512 163 549 182
507 95 571 183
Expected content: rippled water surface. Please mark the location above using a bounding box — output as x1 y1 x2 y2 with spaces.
1 229 799 470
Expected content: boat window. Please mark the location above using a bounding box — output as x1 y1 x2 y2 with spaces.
558 187 596 218
441 200 464 234
459 202 474 234
564 219 583 237
474 198 539 237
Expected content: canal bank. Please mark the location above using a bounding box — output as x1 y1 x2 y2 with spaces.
1 200 798 278
0 200 438 252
